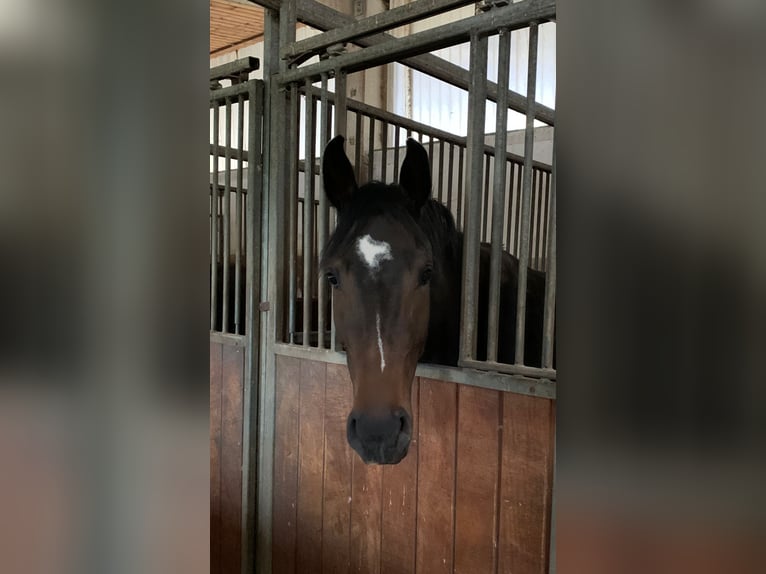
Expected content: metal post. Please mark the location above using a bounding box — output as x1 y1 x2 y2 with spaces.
287 83 299 344
211 102 220 330
223 97 232 333
459 32 488 363
514 22 539 365
542 146 556 369
331 69 347 352
486 28 512 362
242 79 264 574
235 94 244 335
317 72 330 349
303 82 316 346
447 142 454 211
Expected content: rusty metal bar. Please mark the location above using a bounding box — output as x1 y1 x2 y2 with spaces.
486 28 512 363
235 93 244 334
514 22 539 365
211 102 220 330
542 146 556 369
393 125 401 184
302 83 316 346
317 72 330 349
458 32 488 363
223 97 232 333
287 83 299 343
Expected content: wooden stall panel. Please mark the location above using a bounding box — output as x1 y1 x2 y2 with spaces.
497 394 555 574
273 355 301 574
210 342 223 574
322 363 354 574
415 378 458 574
380 378 419 574
453 386 502 574
220 345 245 574
296 360 327 572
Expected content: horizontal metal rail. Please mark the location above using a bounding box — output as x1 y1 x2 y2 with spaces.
459 357 556 381
282 0 476 62
210 143 250 162
273 343 556 398
210 81 254 101
276 0 556 87
210 56 261 82
253 0 554 125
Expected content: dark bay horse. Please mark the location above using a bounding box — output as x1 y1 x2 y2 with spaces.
320 136 547 464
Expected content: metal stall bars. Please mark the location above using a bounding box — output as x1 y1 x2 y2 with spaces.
268 0 556 383
458 18 556 382
209 57 265 574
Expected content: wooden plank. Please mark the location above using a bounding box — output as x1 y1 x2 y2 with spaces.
321 363 353 574
497 394 554 574
380 378 419 574
296 359 327 572
273 355 301 574
453 386 502 574
415 378 457 574
210 342 223 574
349 448 383 574
221 344 245 574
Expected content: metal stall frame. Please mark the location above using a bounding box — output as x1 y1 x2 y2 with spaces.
209 60 266 574
251 1 557 572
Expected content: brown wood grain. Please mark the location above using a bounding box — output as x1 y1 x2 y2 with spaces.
296 359 327 572
497 394 554 574
221 344 245 574
350 453 383 574
453 386 502 574
321 363 353 574
210 342 223 574
380 377 420 574
415 378 458 574
273 355 301 574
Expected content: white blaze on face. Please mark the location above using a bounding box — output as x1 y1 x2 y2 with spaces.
376 313 386 373
356 234 393 273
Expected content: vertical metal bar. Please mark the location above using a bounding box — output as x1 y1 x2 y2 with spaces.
331 69 347 352
447 142 454 211
536 169 544 267
514 22 539 365
256 9 283 573
242 79 264 574
428 136 435 189
486 28 512 363
367 115 375 183
540 170 550 271
235 93 244 335
317 72 330 349
303 83 316 346
505 162 514 250
529 169 538 265
287 83 299 343
380 121 388 181
354 112 362 182
536 170 546 269
513 160 523 254
542 148 556 369
456 144 464 228
223 97 232 333
211 101 220 330
459 32 488 364
482 154 491 241
334 69 347 137
393 125 401 184
437 139 445 202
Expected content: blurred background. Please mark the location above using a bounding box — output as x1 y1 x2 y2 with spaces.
0 0 763 573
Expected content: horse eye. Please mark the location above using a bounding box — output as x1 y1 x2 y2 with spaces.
419 267 433 286
326 271 339 288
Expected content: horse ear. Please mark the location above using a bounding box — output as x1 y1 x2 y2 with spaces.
399 138 431 211
322 135 358 210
